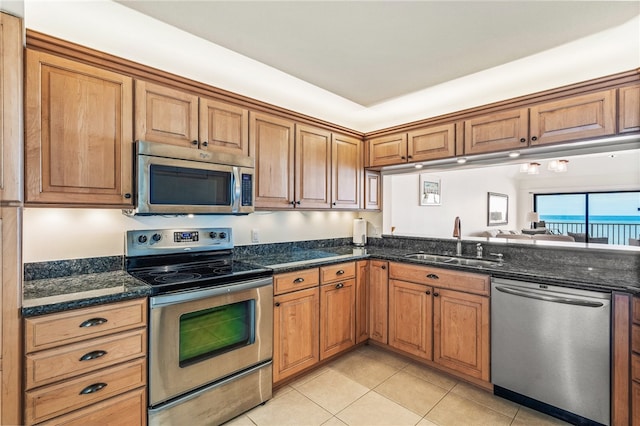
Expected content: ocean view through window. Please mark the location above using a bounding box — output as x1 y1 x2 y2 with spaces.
534 191 640 245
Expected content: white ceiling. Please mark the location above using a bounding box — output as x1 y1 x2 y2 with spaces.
115 1 639 107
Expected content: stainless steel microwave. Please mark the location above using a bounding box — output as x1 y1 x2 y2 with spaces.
128 141 254 215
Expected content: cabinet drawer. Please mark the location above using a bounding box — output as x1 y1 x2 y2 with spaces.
274 268 319 295
320 262 356 283
633 325 640 354
25 358 146 425
25 299 147 352
26 328 146 390
389 263 489 296
634 297 640 325
38 388 146 426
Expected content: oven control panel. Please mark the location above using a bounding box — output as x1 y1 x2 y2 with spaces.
126 228 233 256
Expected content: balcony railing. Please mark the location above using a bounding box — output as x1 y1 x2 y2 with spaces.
544 221 640 245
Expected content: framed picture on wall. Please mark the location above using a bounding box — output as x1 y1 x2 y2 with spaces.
419 175 441 206
487 192 508 226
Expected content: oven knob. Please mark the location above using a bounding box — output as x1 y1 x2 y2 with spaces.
218 232 227 239
209 232 217 239
138 235 148 243
152 233 162 242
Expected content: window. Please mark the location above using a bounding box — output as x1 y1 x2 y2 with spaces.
534 191 640 245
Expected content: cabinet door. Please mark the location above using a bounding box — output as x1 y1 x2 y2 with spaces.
134 80 199 148
273 287 319 383
464 108 529 155
368 260 389 344
320 279 356 360
355 261 369 343
388 280 432 360
250 112 295 209
364 170 381 211
367 133 407 167
199 98 249 155
530 89 615 146
25 50 133 206
295 124 331 209
433 289 489 381
408 123 456 162
619 84 640 134
0 13 23 203
332 134 362 209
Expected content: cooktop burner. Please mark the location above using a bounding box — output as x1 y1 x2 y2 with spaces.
125 227 272 295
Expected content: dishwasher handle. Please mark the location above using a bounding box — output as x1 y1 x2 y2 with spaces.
494 285 604 307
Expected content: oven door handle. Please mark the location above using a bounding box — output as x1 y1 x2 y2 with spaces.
150 276 273 308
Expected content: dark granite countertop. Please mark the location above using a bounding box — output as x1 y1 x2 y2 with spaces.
22 270 151 317
23 240 640 317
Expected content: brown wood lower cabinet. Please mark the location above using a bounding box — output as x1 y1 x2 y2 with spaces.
273 286 320 383
388 262 490 383
388 279 432 359
369 260 389 344
23 299 147 426
320 277 356 360
433 288 489 381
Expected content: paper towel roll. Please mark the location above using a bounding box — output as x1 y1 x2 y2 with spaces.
353 218 367 246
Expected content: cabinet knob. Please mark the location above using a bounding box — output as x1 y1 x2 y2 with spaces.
293 277 305 284
335 283 344 289
79 317 108 328
275 302 281 307
407 155 413 159
531 136 538 141
202 141 208 147
290 201 296 206
433 292 440 297
381 265 387 270
519 138 526 143
336 270 345 275
296 201 301 205
425 290 431 295
79 383 107 395
123 193 132 199
401 156 406 160
426 273 439 280
191 140 198 145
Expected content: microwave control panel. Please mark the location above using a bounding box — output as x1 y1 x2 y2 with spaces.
241 174 253 206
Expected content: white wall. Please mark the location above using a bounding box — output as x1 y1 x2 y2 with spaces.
2 1 24 17
383 166 519 238
23 209 362 262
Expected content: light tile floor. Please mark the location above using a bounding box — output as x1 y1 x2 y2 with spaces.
225 345 570 426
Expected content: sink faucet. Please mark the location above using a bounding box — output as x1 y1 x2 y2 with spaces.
453 216 462 256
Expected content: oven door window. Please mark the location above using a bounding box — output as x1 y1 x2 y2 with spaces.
179 300 255 367
149 164 231 206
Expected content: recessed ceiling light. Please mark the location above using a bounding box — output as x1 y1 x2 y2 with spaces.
508 152 521 158
414 164 423 169
456 158 467 164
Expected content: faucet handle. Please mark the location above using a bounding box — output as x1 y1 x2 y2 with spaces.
489 252 504 261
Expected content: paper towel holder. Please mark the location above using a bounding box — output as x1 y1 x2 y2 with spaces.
353 218 367 247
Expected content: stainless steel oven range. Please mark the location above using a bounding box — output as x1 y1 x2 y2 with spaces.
125 227 273 425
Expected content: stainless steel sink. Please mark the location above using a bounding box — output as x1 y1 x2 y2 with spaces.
404 253 456 262
404 252 502 267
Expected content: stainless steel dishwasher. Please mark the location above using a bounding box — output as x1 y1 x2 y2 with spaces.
491 278 611 425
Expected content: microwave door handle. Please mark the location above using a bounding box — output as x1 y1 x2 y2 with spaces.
231 167 241 213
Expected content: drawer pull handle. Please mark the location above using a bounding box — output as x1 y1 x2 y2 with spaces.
336 270 345 275
426 273 439 280
79 317 108 328
79 350 107 362
293 278 305 284
79 383 107 395
335 283 344 289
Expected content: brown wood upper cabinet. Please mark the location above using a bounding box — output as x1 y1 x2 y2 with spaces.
368 123 456 167
364 170 381 211
0 12 23 204
25 49 134 206
619 84 640 134
135 80 249 156
252 117 361 210
464 89 616 155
